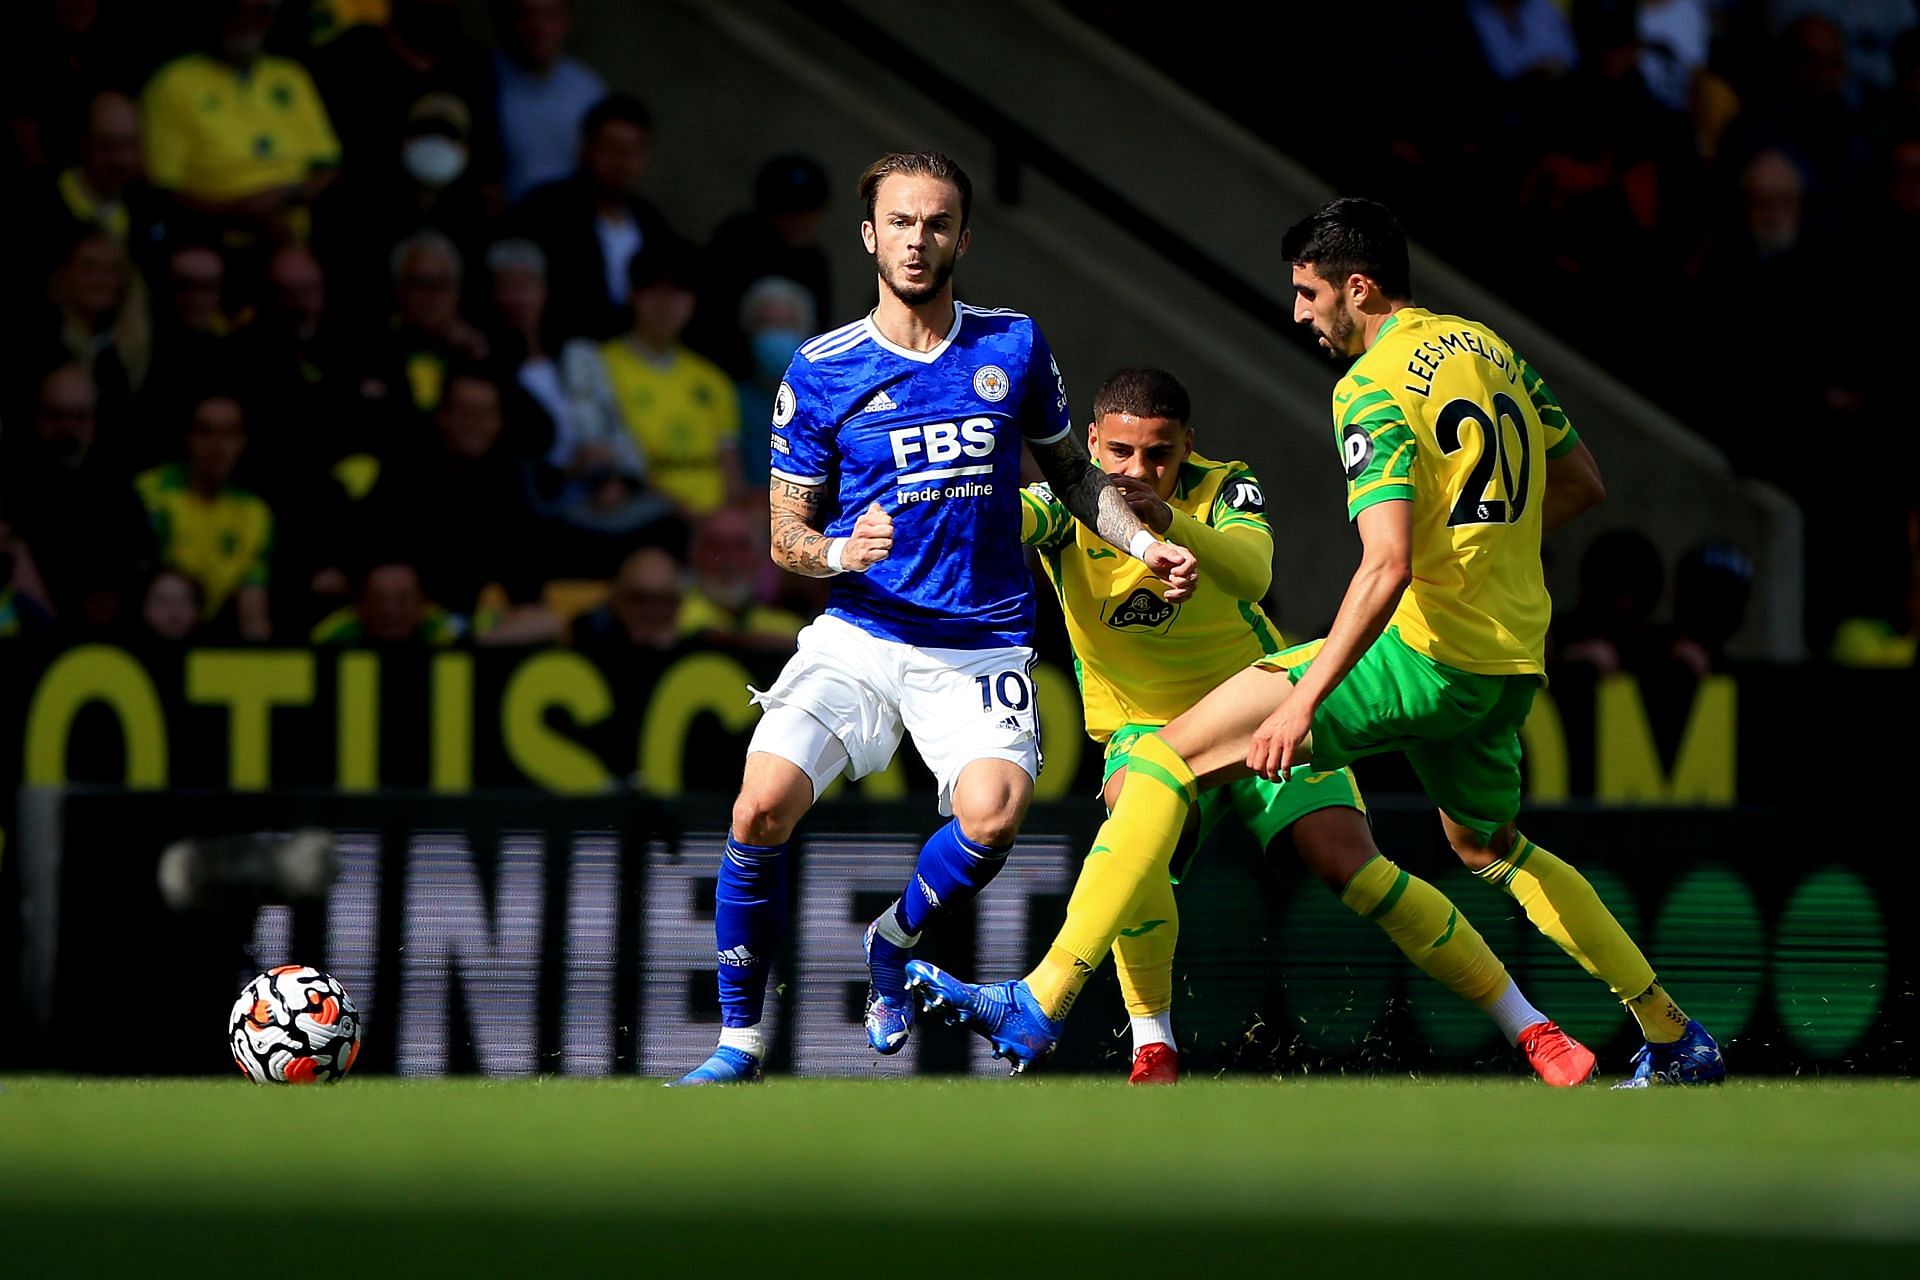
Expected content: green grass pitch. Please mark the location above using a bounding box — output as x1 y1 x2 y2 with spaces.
3 1076 1916 1278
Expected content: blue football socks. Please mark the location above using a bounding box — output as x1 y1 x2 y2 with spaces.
894 819 1010 937
715 834 788 1029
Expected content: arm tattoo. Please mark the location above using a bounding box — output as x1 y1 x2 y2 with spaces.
769 478 836 577
1028 434 1147 552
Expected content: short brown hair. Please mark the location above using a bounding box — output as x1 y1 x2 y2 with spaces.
858 151 973 228
1092 367 1191 424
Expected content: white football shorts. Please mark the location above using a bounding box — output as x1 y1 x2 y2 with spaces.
747 613 1042 815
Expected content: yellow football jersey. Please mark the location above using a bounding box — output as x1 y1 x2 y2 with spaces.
140 55 340 202
602 340 741 516
1333 307 1579 678
1022 453 1278 742
135 464 273 618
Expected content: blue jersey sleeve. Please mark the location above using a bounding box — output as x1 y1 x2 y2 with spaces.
1019 324 1072 445
768 358 831 485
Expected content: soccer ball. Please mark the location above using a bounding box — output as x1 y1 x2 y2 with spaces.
229 965 362 1084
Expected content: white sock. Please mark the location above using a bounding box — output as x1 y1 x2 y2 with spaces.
874 900 921 949
1483 979 1548 1045
1130 1011 1175 1053
718 1025 767 1060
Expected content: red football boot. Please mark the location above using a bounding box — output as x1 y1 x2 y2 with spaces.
1517 1020 1598 1087
1128 1042 1179 1085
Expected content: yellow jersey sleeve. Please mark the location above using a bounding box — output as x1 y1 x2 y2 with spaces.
1334 375 1417 520
1168 464 1272 601
138 64 194 192
1019 482 1074 550
1518 357 1581 459
282 62 342 171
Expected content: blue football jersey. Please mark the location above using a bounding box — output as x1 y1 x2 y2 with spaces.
768 301 1072 649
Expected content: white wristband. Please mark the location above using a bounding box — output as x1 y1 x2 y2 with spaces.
1127 528 1158 561
825 536 851 574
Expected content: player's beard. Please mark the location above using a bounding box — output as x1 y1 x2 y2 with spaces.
879 247 957 306
1318 304 1358 359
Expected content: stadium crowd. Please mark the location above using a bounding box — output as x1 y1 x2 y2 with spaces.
0 0 1906 669
0 0 823 655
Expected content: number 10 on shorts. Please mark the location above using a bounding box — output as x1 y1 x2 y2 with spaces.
976 671 1032 714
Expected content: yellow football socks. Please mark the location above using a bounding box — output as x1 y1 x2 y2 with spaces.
1340 855 1509 1007
1476 835 1685 1043
1027 733 1197 1020
1112 872 1179 1018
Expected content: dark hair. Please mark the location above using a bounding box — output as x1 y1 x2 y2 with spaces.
1281 197 1413 299
858 151 972 228
627 233 703 293
580 92 653 144
1092 367 1191 423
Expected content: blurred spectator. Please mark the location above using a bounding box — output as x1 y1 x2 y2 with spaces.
1 0 153 173
362 368 559 642
1656 539 1755 675
569 546 682 651
493 0 605 204
364 229 488 418
137 242 235 458
23 90 168 276
689 155 833 378
1468 0 1578 81
0 364 154 628
509 93 668 342
137 567 204 644
0 509 56 638
485 238 672 548
679 506 802 651
314 90 493 328
1774 0 1913 95
1637 0 1710 114
1556 529 1665 674
311 559 464 644
731 276 814 490
36 227 149 417
134 393 274 641
313 0 502 195
1829 506 1919 668
139 0 340 249
602 238 743 519
1733 14 1871 201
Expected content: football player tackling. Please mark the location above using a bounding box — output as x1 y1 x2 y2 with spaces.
1023 366 1593 1086
911 199 1725 1088
672 152 1196 1085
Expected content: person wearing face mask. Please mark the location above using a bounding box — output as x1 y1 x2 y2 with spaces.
313 0 503 199
732 276 815 493
687 155 833 379
313 92 491 331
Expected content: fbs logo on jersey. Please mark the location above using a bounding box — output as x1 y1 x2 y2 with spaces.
1105 587 1179 633
973 365 1010 402
1341 424 1374 481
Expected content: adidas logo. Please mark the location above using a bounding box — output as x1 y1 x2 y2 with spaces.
716 945 758 967
915 875 942 909
999 716 1020 730
860 389 898 413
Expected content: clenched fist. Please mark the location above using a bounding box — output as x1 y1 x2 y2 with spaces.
843 501 893 571
1144 540 1198 602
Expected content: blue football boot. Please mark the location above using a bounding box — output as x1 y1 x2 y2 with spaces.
904 960 1061 1073
1613 1020 1726 1088
862 919 915 1055
668 1046 764 1087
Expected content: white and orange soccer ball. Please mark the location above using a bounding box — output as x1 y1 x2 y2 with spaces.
228 965 361 1084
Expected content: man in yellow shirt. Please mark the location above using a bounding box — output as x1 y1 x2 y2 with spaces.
135 393 274 641
677 506 804 650
913 200 1724 1089
140 0 340 244
1020 366 1592 1085
601 238 744 517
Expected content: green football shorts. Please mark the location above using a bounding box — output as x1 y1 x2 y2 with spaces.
1254 626 1539 840
1102 722 1366 883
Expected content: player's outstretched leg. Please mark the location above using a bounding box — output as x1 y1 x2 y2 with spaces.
1291 805 1596 1086
672 755 812 1087
865 761 1023 1054
1460 823 1725 1087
